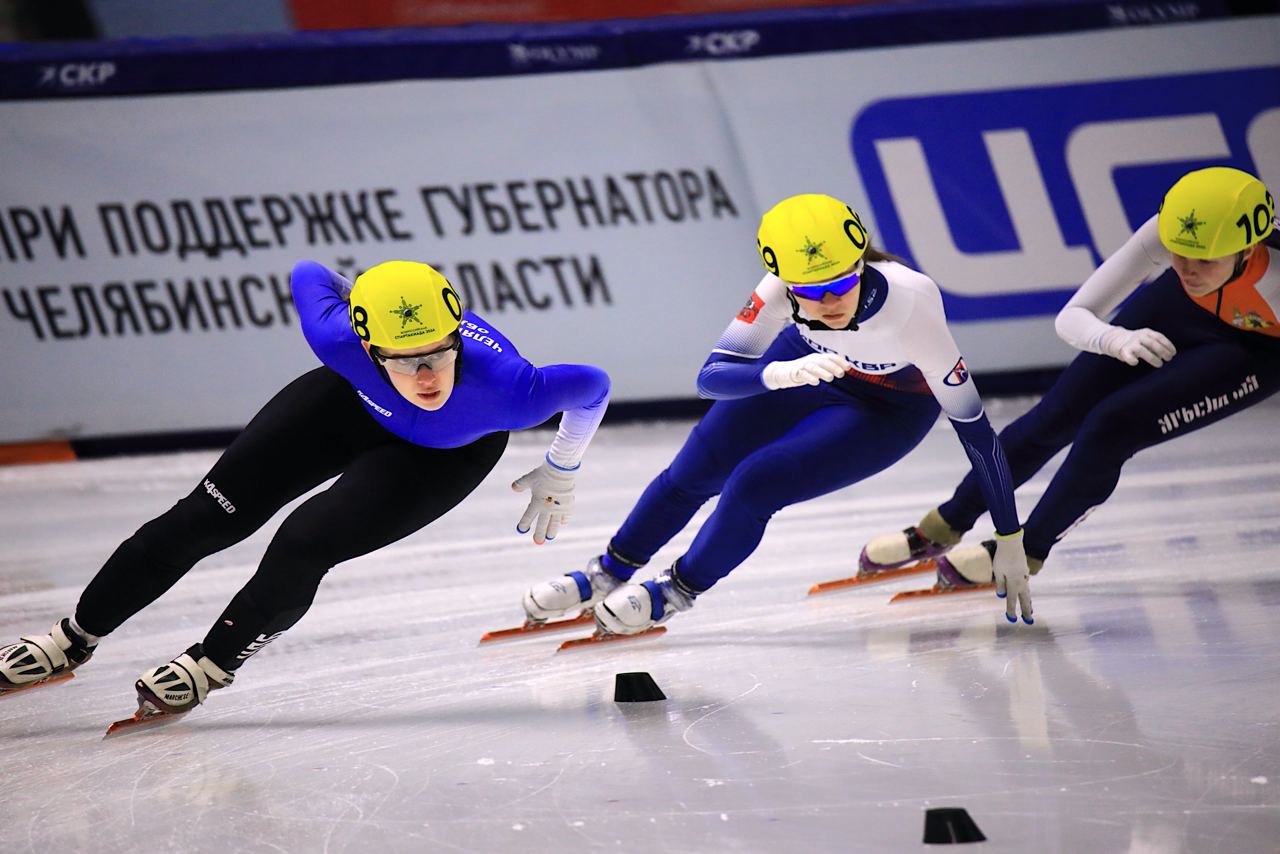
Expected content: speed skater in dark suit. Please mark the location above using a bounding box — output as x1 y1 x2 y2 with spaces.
858 166 1279 587
520 193 1034 635
0 260 610 719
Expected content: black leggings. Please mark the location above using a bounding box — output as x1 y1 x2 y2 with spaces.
75 367 508 671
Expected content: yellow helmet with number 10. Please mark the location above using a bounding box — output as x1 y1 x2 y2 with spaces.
1157 167 1274 259
756 194 870 283
348 261 463 349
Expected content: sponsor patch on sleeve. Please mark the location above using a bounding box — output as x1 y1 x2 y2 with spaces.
737 291 765 324
943 357 970 387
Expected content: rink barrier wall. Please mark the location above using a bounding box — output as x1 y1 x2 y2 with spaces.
2 9 1278 445
0 0 1250 100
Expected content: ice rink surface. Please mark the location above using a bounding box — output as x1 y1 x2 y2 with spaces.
2 397 1278 853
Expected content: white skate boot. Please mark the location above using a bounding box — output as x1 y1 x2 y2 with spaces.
935 542 996 589
859 507 964 574
936 541 1044 588
0 618 97 694
135 644 234 715
523 554 623 623
594 565 697 636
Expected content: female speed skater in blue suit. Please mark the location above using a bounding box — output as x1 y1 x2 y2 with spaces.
520 193 1035 634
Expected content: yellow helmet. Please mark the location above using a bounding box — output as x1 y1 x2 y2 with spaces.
348 261 463 349
757 194 869 283
1157 167 1274 259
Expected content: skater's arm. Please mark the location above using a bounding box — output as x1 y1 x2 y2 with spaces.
1055 216 1169 353
522 364 611 469
696 277 791 399
907 293 1020 536
291 259 358 362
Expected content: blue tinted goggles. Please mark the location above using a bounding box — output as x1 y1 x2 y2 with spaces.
787 266 862 301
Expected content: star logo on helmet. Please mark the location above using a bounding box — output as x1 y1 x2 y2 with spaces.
1177 210 1206 240
797 236 829 267
391 296 424 328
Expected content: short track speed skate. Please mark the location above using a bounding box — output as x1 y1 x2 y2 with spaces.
479 612 595 644
104 645 233 738
807 560 938 595
0 618 96 697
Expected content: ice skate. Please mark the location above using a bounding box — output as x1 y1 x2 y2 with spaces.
521 554 623 623
858 507 963 575
0 618 97 696
889 541 997 603
593 565 697 637
105 644 233 736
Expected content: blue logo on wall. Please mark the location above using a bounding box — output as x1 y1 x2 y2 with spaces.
851 67 1280 321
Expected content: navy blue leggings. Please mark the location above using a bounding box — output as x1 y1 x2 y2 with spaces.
608 360 940 592
940 271 1280 560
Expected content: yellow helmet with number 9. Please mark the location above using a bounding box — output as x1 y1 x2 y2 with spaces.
1157 167 1274 259
348 260 463 349
756 194 870 283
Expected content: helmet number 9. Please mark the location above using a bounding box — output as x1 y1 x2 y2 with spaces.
758 240 779 276
1235 193 1275 246
351 304 370 341
843 208 867 249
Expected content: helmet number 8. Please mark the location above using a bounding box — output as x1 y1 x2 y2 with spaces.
351 304 370 341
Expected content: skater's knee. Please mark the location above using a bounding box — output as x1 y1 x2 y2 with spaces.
1075 403 1143 457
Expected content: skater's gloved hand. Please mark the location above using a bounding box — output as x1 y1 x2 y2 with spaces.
512 455 576 544
1098 326 1176 368
992 529 1034 625
761 353 853 390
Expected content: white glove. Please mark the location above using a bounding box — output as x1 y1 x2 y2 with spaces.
1098 325 1176 368
992 529 1033 625
761 353 853 390
511 456 576 544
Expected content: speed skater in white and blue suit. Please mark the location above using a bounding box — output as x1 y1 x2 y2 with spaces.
521 193 1034 632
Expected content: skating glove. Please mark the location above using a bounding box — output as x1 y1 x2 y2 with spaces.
512 455 576 544
761 353 853 390
1098 326 1176 368
992 529 1034 625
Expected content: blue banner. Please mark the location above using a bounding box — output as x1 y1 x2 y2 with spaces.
0 0 1247 100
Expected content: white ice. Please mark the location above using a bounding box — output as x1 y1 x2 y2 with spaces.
2 397 1278 853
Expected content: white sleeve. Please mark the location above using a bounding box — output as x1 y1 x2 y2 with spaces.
709 274 792 359
900 281 985 422
1055 216 1169 353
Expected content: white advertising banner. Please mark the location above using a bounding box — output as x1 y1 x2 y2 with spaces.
2 17 1277 442
0 65 758 440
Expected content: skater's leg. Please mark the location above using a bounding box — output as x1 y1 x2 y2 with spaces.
605 386 823 577
595 390 939 634
1023 339 1280 560
199 430 509 671
74 369 375 636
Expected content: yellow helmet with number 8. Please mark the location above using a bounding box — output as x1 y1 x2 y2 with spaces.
756 194 870 284
348 260 463 349
1157 167 1274 259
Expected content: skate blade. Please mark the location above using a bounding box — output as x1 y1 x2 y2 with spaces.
104 704 182 738
807 560 937 595
556 626 667 652
889 582 996 603
0 671 74 698
479 612 595 644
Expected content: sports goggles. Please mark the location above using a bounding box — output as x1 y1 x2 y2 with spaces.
786 264 862 301
372 335 460 375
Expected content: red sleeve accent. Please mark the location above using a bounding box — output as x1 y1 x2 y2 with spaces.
737 291 765 324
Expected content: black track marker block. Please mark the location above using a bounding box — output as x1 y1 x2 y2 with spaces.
614 672 666 702
923 807 986 844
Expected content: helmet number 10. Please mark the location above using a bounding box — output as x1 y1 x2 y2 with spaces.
1236 193 1275 246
